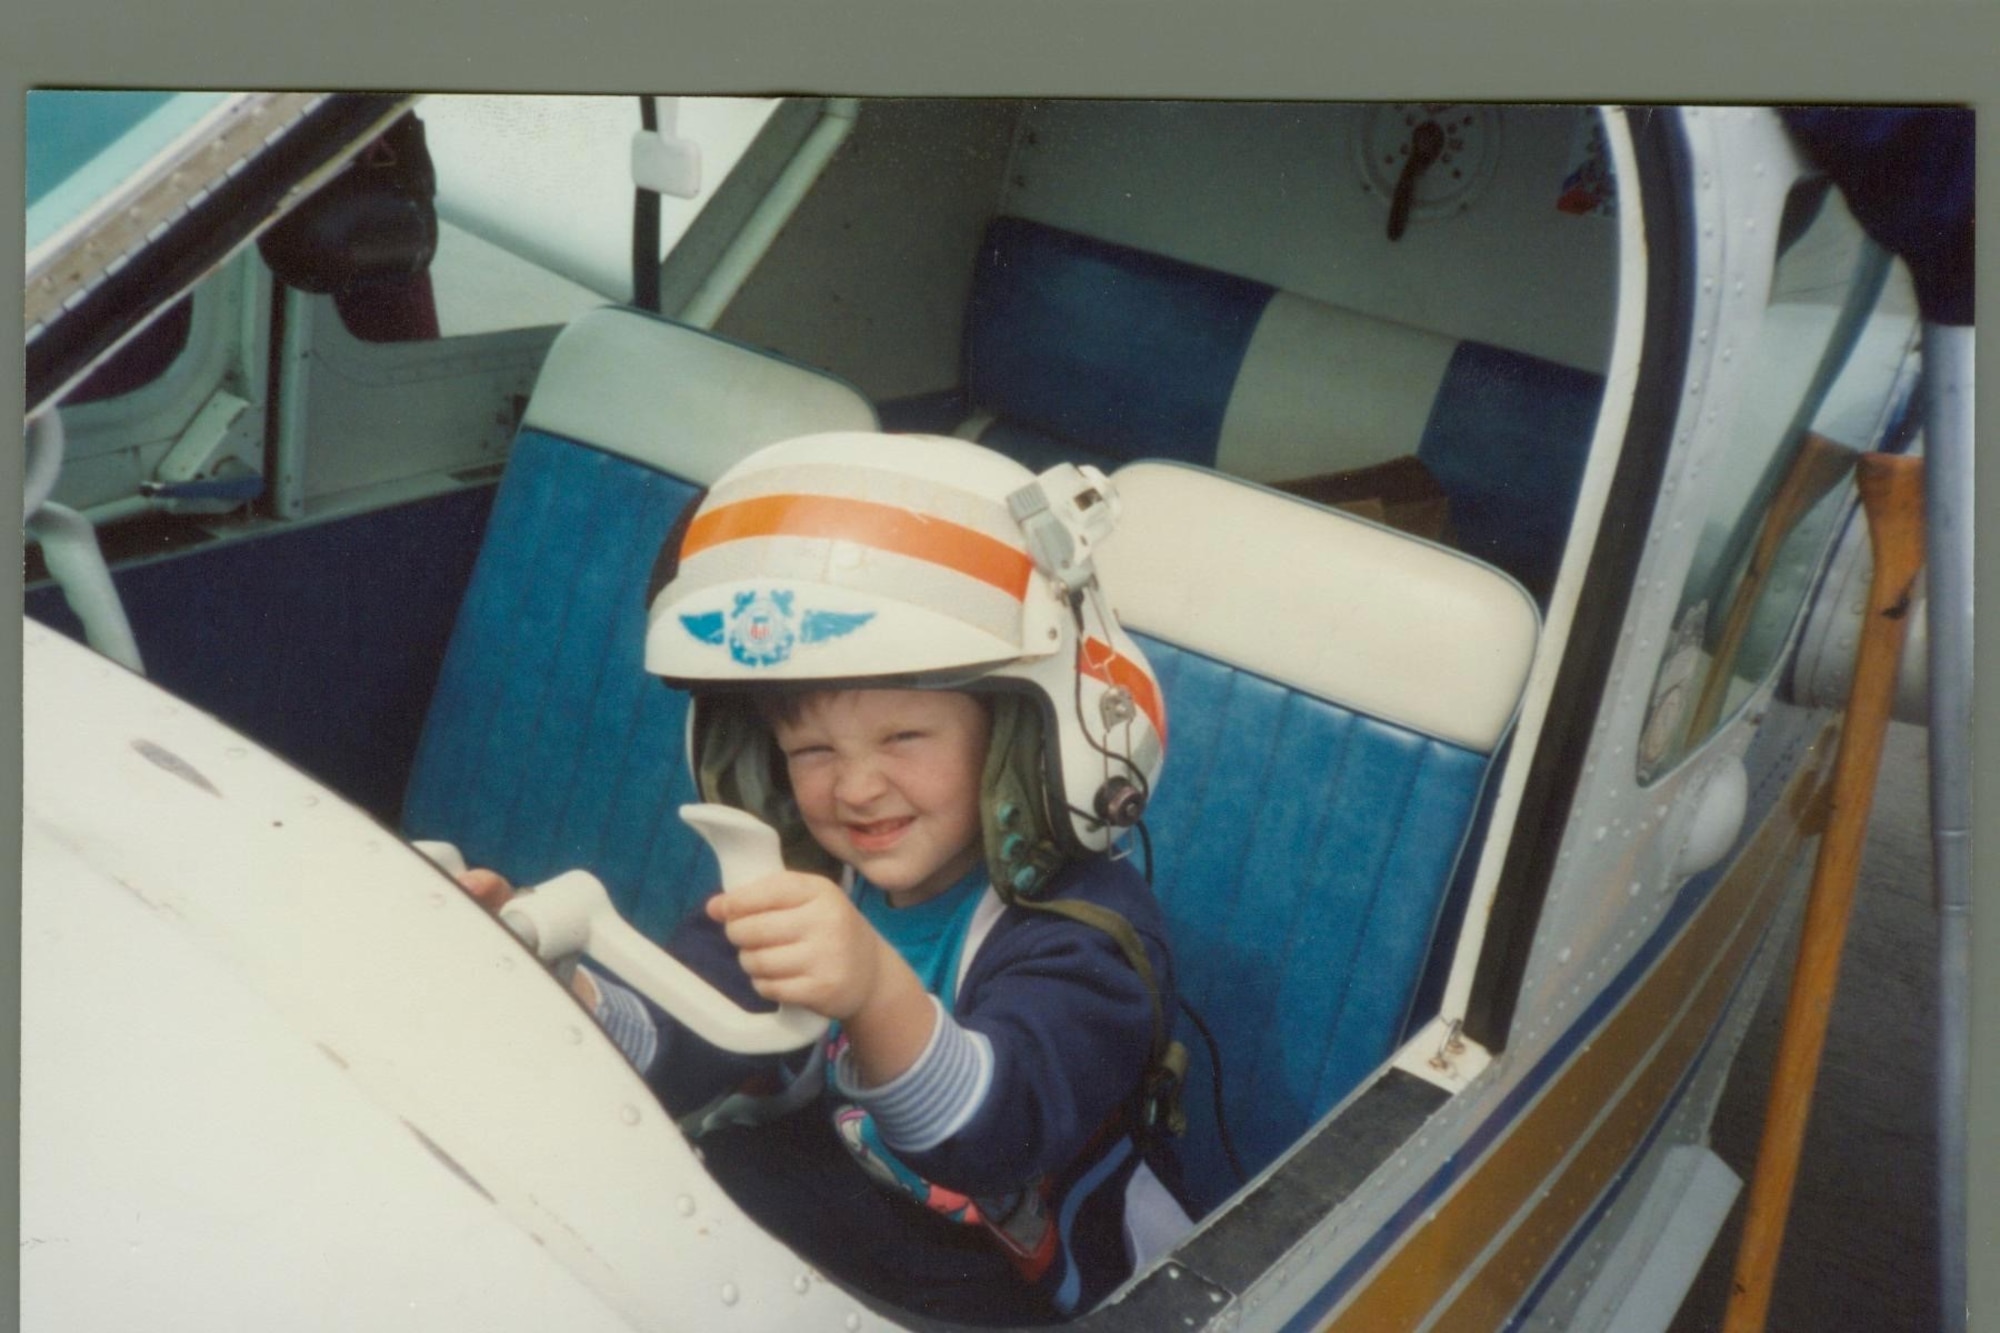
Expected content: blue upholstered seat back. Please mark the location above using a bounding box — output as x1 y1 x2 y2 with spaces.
966 218 1273 470
403 434 714 940
961 217 1605 601
1098 462 1539 1216
1137 635 1489 1211
402 306 877 939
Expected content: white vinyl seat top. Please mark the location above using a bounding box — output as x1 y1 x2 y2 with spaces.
522 305 878 483
1102 462 1539 753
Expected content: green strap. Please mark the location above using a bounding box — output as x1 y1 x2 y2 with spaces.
1010 894 1188 1139
1011 896 1166 1058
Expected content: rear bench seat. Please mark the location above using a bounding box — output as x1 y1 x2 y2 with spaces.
940 216 1605 603
402 307 877 941
1098 462 1539 1215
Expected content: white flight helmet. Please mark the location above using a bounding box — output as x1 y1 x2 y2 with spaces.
645 431 1166 897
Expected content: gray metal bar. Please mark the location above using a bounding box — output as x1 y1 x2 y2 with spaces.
1922 321 1974 1333
271 286 318 520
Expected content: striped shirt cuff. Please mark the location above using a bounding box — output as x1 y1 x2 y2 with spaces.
835 996 994 1153
584 967 661 1075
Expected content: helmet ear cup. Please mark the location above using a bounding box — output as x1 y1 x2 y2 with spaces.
980 694 1068 898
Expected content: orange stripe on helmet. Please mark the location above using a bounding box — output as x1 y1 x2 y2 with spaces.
1080 636 1167 744
682 494 1035 600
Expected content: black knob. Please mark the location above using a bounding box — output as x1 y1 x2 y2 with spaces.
1094 777 1146 828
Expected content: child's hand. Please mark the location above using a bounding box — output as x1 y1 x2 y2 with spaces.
453 867 601 1009
706 872 888 1019
454 868 517 915
708 872 933 1085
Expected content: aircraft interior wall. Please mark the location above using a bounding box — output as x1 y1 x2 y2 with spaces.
713 99 1025 400
998 101 1618 374
717 99 1619 407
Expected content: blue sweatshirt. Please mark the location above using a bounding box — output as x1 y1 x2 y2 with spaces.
587 854 1188 1323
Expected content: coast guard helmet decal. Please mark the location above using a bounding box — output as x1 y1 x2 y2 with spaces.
680 589 875 667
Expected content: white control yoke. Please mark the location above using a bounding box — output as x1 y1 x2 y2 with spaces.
487 804 829 1055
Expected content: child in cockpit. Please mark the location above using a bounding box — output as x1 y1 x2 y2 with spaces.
457 432 1189 1323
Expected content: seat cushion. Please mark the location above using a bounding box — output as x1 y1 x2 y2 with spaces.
1102 462 1540 754
1415 341 1604 601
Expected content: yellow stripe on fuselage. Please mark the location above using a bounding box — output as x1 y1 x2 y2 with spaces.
1325 733 1834 1331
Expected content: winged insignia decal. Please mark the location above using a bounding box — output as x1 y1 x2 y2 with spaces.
681 589 875 666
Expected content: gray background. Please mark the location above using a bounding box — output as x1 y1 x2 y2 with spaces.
7 4 1995 1327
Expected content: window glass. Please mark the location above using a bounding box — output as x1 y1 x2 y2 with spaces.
419 95 782 337
29 92 227 404
26 91 227 253
1636 180 1919 780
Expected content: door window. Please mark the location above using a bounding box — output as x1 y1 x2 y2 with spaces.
1636 179 1919 780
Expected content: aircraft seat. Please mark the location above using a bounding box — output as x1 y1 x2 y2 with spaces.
1097 460 1540 1215
949 216 1604 603
402 306 878 941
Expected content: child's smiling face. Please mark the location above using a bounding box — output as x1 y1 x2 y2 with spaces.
772 689 991 908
